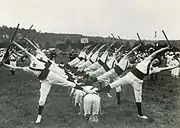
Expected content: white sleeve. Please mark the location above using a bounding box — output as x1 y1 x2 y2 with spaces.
150 67 161 74
22 67 31 73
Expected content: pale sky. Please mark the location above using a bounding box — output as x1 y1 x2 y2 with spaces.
0 0 180 40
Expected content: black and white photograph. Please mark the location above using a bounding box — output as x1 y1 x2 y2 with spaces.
0 0 180 127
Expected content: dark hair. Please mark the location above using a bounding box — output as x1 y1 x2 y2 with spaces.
20 55 28 62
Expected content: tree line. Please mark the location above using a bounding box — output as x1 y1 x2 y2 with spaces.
0 25 179 52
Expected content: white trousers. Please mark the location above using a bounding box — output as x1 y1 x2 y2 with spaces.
10 61 17 71
68 57 81 67
75 60 85 68
77 60 92 72
10 61 16 66
84 62 101 74
39 81 52 106
89 67 106 78
74 89 85 106
47 71 76 87
83 94 101 116
110 72 143 102
49 63 68 79
97 69 121 92
38 72 76 106
174 67 180 77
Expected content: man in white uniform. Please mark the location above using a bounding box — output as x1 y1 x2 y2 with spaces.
83 86 100 123
3 41 96 123
84 49 109 74
77 45 105 72
9 51 17 75
24 38 68 79
72 80 100 123
75 45 99 68
96 45 179 119
97 44 141 102
84 42 118 74
67 45 91 68
88 51 119 78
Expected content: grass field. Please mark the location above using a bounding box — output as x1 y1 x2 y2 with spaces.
0 55 180 128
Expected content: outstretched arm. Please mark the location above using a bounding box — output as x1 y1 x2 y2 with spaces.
12 41 33 58
89 45 98 54
83 45 91 52
74 84 98 94
152 64 180 73
126 43 141 57
115 45 124 56
95 44 106 53
13 51 23 57
160 64 180 72
24 38 40 51
105 41 116 52
149 45 170 58
3 63 23 70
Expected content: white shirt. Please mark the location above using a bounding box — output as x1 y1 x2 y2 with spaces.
79 51 85 58
86 52 92 60
136 56 152 74
107 56 116 68
36 51 48 61
99 51 108 63
149 65 161 74
23 56 46 77
117 55 129 70
90 51 99 62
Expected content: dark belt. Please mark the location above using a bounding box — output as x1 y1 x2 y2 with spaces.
10 59 16 61
131 68 145 80
67 76 75 82
29 67 50 80
98 59 110 71
98 59 104 66
37 58 46 63
114 65 123 76
38 68 50 80
102 63 110 71
84 92 99 98
89 59 94 64
65 69 73 77
45 60 52 68
78 57 84 61
83 86 99 97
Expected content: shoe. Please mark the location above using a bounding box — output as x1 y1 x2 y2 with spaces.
92 115 98 123
88 115 94 122
138 114 148 119
107 93 112 98
85 114 91 121
35 115 42 123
